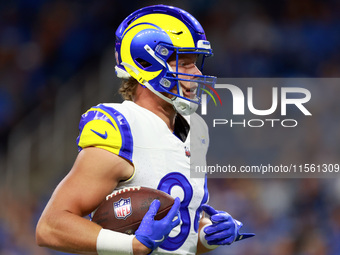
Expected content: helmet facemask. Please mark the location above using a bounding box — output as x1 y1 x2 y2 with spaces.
154 44 216 115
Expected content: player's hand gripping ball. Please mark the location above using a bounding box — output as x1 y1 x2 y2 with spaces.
92 186 177 235
135 197 181 250
201 204 255 246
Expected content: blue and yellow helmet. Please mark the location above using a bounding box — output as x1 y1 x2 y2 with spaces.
115 4 216 115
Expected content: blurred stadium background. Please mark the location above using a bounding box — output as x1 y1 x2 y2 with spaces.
1 0 340 254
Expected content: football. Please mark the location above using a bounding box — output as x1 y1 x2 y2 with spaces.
91 186 175 234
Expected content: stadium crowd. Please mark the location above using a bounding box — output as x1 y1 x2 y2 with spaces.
1 0 340 254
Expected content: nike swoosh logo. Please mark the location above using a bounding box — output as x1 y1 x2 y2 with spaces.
90 129 108 139
155 236 165 243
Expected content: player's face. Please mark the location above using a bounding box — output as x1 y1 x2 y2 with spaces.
168 54 202 100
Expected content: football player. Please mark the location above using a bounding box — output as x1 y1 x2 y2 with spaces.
36 5 253 254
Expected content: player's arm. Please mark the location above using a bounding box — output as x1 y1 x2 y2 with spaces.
36 146 150 254
197 216 215 254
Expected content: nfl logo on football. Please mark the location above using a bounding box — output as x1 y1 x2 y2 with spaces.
114 198 132 220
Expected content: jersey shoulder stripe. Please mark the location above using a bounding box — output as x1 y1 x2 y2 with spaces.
77 104 133 162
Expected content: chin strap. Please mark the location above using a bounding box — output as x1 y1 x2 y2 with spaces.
172 97 199 116
119 61 198 116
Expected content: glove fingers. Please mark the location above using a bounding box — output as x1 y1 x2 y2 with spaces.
211 213 232 223
146 199 161 218
205 232 232 242
164 197 181 222
204 222 234 235
208 235 235 246
201 204 218 216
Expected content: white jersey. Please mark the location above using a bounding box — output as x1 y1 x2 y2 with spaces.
77 101 209 254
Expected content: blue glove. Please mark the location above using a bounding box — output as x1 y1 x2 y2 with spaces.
135 197 181 250
201 204 255 246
